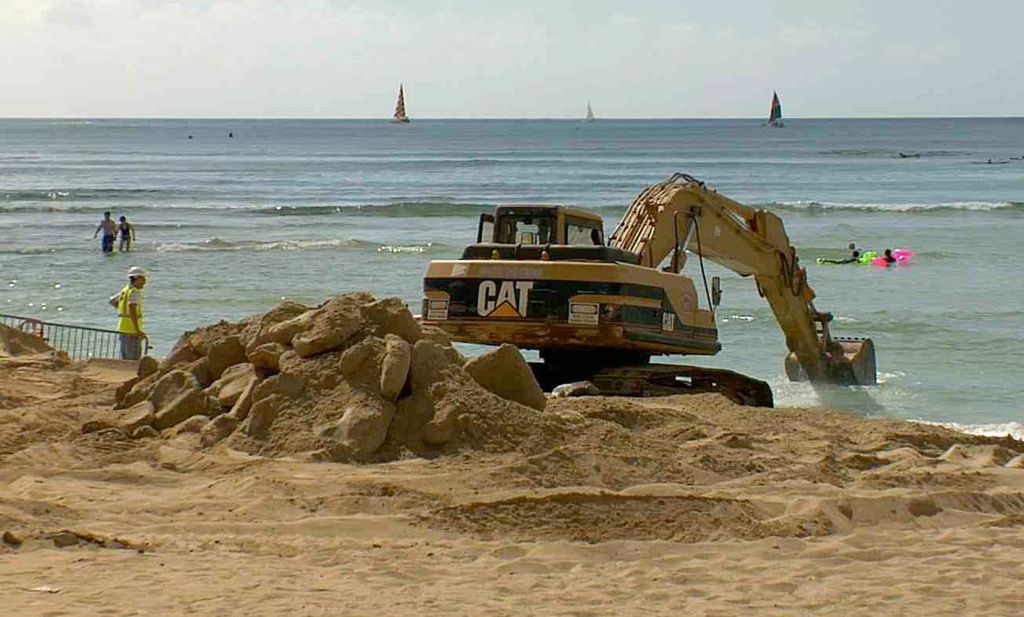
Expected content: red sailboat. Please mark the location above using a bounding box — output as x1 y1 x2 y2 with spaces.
391 84 410 124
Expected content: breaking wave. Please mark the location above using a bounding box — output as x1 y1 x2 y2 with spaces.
3 190 1020 219
153 237 448 254
0 188 170 202
254 201 495 217
818 149 968 158
763 200 1024 214
922 421 1024 441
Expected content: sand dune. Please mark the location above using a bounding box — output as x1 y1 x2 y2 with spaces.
1 345 1023 615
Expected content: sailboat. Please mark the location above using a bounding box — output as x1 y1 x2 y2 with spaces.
766 91 783 127
584 101 595 123
391 84 410 124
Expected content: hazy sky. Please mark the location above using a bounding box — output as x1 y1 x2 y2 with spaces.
2 0 1021 118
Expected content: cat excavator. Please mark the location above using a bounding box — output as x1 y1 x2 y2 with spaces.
420 173 877 406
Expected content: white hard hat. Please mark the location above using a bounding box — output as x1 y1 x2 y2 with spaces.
127 266 148 279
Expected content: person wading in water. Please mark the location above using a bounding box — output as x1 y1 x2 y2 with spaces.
93 211 117 254
117 216 137 252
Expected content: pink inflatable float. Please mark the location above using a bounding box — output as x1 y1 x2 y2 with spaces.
871 248 914 266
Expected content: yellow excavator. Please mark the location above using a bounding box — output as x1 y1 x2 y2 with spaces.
420 173 877 406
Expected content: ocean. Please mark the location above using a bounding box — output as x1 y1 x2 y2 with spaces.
1 118 1022 435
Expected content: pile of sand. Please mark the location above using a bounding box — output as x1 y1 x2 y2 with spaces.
101 293 564 462
0 324 69 373
0 323 54 357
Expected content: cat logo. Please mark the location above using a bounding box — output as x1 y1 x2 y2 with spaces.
477 280 534 318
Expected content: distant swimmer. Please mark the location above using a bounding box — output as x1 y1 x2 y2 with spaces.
117 216 136 252
188 135 193 140
817 242 861 265
882 248 897 265
93 211 116 254
897 152 920 159
228 131 234 138
818 249 861 265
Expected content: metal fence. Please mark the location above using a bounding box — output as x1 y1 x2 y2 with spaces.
0 313 149 361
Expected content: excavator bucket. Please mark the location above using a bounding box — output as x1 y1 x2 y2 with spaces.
785 337 877 386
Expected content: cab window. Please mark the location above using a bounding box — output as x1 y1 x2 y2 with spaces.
477 213 494 243
565 218 603 246
496 214 554 245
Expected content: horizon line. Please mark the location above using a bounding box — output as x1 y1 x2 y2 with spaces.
1 115 1023 121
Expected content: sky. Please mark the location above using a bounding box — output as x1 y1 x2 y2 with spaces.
1 0 1022 118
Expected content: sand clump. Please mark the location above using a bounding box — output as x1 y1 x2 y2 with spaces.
0 323 70 370
105 293 554 462
1 324 55 358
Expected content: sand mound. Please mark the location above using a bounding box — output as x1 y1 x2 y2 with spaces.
0 325 71 383
1 323 54 356
0 324 70 369
105 293 556 461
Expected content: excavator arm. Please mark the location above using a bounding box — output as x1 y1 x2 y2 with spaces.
609 173 877 386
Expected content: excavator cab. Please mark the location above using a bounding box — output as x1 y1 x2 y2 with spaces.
476 206 605 247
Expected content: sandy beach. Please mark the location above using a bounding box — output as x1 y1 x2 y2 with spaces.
2 304 1023 616
5 2 1024 614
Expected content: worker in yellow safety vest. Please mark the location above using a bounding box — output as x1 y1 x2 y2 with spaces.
114 266 147 360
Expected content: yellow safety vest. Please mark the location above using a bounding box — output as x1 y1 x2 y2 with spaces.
116 284 144 334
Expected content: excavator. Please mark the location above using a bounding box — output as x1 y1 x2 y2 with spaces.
420 173 877 407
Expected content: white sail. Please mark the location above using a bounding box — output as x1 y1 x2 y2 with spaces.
585 102 595 122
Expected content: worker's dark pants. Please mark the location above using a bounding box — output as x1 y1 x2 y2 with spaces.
120 334 142 360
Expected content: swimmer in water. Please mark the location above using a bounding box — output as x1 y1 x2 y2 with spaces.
817 243 861 265
883 248 897 264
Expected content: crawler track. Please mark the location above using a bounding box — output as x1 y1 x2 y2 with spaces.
531 362 773 407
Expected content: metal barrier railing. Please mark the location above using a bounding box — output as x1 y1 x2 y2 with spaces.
0 313 149 361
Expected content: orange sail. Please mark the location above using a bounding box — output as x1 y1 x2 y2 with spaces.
392 84 410 123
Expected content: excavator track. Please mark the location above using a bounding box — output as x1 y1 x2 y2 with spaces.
530 362 773 407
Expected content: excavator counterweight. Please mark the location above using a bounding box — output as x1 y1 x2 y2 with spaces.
421 173 878 406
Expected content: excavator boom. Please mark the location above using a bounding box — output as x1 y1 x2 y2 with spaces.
609 173 876 385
